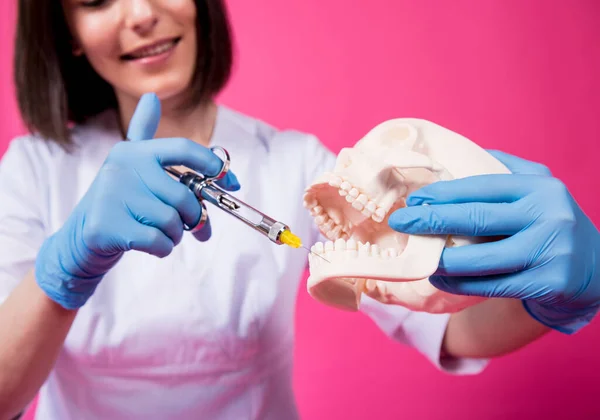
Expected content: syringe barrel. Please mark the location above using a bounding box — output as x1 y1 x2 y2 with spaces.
255 218 288 244
185 176 288 244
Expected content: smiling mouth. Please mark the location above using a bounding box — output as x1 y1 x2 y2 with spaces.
121 37 181 60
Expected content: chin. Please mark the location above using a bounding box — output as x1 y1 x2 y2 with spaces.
129 75 194 103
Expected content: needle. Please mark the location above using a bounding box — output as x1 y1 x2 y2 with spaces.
278 230 331 263
302 245 331 263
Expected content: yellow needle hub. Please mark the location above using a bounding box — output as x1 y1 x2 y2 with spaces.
279 229 302 248
280 229 330 263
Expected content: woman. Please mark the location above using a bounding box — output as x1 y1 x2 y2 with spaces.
0 0 598 419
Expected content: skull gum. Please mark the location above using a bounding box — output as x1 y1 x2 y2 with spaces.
303 118 511 313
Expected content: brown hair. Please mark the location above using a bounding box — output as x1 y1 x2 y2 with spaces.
13 0 234 150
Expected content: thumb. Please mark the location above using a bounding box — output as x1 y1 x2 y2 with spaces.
486 149 552 176
127 93 161 141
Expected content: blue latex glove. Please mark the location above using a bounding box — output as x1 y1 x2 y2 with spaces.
388 150 600 334
35 93 240 310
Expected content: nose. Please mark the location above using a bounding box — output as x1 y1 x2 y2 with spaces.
123 0 158 35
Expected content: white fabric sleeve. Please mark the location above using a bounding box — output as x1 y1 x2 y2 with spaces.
301 133 489 375
359 295 488 374
0 137 48 305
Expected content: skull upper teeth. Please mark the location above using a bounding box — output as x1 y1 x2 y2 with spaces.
328 174 390 221
303 173 401 241
329 176 343 187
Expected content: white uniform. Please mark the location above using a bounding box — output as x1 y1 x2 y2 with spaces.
0 106 487 419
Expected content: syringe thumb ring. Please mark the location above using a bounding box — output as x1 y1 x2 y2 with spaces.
183 200 209 232
208 146 231 180
176 171 210 232
181 146 230 232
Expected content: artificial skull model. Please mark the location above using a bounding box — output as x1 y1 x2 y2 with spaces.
303 118 511 313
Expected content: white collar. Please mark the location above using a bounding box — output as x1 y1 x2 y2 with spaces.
71 104 270 158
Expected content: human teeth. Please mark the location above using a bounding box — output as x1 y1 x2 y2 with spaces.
315 215 326 225
357 194 368 205
331 226 342 237
366 201 377 213
338 188 347 196
303 193 317 208
352 200 364 211
345 194 354 203
328 209 342 225
358 243 369 257
341 181 352 191
324 220 334 230
349 188 359 198
313 205 323 215
129 40 176 58
372 208 386 222
309 240 404 259
329 176 343 187
346 247 358 258
371 244 380 257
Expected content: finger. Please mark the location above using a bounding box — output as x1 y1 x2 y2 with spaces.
123 223 175 258
147 138 241 190
405 174 540 206
434 232 534 276
192 216 212 242
429 269 543 300
214 171 241 192
127 93 161 141
388 202 530 237
128 195 184 246
141 167 202 229
486 149 552 176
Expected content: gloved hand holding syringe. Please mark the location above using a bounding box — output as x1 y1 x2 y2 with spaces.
122 93 328 262
162 148 329 262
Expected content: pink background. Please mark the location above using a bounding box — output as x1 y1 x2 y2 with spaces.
2 1 600 419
